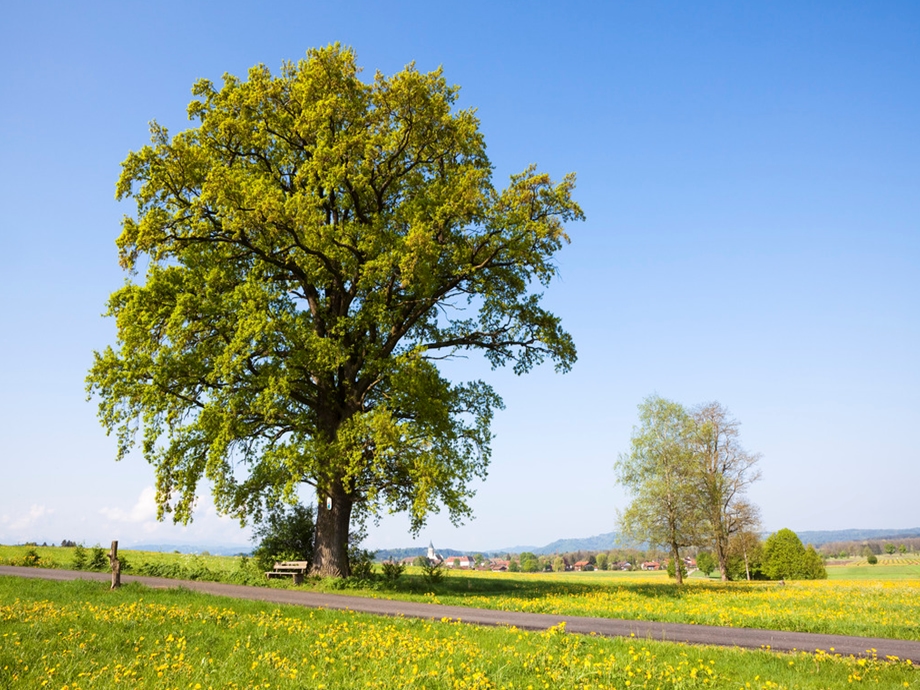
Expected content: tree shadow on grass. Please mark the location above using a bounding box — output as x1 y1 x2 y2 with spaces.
388 572 764 603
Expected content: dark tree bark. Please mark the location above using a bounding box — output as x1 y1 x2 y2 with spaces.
311 483 353 577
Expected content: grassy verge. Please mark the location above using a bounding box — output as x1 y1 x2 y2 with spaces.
1 576 916 689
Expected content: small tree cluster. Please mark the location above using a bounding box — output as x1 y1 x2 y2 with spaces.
761 529 826 580
615 396 762 584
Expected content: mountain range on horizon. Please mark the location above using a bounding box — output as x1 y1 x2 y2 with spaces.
375 526 920 561
124 527 920 559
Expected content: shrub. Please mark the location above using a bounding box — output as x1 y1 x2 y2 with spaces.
134 557 221 582
349 548 376 581
867 553 878 565
381 560 405 582
88 545 108 571
20 548 41 567
421 559 445 584
71 544 87 570
251 503 315 573
762 529 827 580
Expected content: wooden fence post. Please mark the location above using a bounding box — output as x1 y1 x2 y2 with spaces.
109 540 121 589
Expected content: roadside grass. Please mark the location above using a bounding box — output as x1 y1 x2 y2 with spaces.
1 576 916 689
3 545 920 640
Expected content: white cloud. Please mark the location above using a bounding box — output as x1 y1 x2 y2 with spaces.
96 486 252 546
100 486 158 523
6 504 54 532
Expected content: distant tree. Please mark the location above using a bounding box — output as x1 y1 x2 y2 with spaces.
553 556 566 572
696 551 716 577
615 396 703 585
666 558 687 580
726 531 764 581
863 542 881 556
595 552 608 571
761 529 826 580
691 402 762 581
251 503 316 573
413 555 429 567
508 559 521 572
452 557 461 568
519 552 540 572
867 553 878 565
884 543 896 554
898 544 907 554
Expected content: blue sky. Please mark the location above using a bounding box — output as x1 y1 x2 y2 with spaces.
1 1 917 552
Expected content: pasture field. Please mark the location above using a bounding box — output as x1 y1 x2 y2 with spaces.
826 556 920 581
2 545 920 641
1 576 917 689
0 544 242 577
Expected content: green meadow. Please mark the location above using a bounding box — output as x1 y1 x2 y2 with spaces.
2 576 917 689
2 545 920 642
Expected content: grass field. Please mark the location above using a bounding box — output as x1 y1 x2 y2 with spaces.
1 576 917 689
826 557 920 581
2 545 919 642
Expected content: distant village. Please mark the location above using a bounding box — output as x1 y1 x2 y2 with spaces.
392 542 698 573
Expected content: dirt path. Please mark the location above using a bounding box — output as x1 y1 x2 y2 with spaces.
2 565 918 663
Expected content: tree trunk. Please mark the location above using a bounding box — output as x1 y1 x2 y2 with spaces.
716 538 729 582
671 543 683 585
311 482 353 577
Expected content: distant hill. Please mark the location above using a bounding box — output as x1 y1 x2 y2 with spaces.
373 547 470 562
529 532 620 555
379 527 920 558
794 528 920 546
129 543 251 556
132 527 920 560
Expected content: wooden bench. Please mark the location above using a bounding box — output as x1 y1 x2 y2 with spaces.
265 560 309 584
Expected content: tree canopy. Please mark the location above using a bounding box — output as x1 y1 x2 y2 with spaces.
691 402 761 581
615 396 702 585
87 45 582 576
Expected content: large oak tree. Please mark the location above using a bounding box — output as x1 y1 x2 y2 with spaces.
87 46 582 576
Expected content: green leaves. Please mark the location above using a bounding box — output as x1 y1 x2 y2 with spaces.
88 45 581 554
